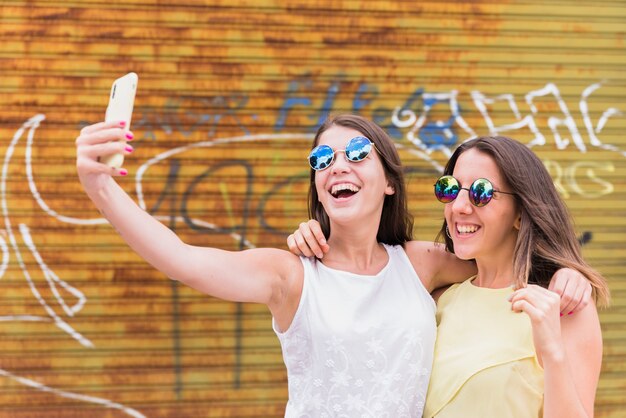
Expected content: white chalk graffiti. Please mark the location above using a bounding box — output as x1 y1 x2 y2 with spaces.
543 160 615 199
581 82 624 154
392 90 477 158
1 115 91 344
0 368 146 418
0 115 146 417
393 81 625 166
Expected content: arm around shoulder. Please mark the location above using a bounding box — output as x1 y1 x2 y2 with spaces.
404 240 476 292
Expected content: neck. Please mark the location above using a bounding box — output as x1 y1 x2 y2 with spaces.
471 232 518 288
474 257 516 289
324 224 387 274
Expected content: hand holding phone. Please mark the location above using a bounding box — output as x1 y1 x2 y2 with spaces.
102 72 138 168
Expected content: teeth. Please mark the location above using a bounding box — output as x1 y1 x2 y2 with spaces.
457 225 478 234
330 183 361 195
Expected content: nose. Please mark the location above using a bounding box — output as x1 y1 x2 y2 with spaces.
330 150 351 174
451 188 473 214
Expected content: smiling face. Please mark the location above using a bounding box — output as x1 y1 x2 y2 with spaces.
444 148 519 263
314 125 395 230
308 114 413 245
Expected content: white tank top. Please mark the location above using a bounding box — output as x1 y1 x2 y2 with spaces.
273 244 437 418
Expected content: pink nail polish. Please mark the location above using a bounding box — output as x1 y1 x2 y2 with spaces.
560 313 563 317
568 311 573 315
125 145 134 153
125 132 134 140
119 121 126 127
119 169 128 176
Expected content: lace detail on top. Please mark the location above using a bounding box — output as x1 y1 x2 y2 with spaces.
274 244 437 418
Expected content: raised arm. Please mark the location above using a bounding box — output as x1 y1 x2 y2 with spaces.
76 121 302 313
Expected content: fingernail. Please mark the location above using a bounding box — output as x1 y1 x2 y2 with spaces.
125 132 134 140
568 311 573 315
125 145 134 153
119 169 128 176
560 313 564 317
119 121 126 127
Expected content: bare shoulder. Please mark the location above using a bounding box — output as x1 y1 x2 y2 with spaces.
405 240 476 291
251 247 304 289
403 241 446 291
404 240 447 261
243 247 304 280
561 301 601 340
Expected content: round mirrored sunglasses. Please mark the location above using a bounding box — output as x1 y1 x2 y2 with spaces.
434 175 515 207
308 136 375 171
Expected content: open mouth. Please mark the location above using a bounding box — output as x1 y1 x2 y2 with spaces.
330 183 360 199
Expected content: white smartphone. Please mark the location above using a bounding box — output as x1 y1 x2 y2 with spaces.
102 72 138 168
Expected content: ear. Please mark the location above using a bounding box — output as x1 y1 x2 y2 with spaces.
514 214 521 230
385 183 395 196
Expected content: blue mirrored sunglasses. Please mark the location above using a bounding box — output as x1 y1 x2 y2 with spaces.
308 136 375 171
434 175 515 207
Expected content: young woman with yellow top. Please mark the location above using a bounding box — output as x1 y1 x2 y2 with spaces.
422 136 609 417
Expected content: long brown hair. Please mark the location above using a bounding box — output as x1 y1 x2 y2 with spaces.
437 136 610 306
308 114 413 246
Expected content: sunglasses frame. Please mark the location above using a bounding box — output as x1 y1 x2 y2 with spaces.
308 136 376 171
434 175 515 207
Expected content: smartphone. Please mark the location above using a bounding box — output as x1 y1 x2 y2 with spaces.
102 72 138 168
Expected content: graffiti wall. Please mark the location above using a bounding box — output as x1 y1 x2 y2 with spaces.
0 1 624 417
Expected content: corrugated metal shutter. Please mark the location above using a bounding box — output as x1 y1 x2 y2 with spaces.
0 1 624 416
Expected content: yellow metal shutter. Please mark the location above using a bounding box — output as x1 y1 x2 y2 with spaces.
0 1 623 417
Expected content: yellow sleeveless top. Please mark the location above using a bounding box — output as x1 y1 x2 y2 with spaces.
424 277 544 418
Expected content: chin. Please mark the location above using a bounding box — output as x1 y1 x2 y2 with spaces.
451 246 476 261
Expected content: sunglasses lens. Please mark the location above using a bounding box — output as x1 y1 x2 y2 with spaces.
434 176 460 203
308 145 335 170
470 178 494 207
345 136 372 162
